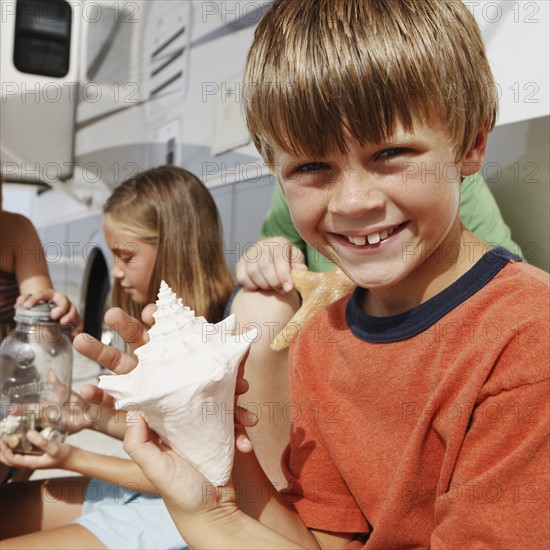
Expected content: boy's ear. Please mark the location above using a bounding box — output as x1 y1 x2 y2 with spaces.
460 129 489 176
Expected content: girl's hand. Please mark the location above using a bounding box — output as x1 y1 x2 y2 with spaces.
36 371 97 435
73 306 150 377
61 387 103 434
0 430 73 470
74 306 146 412
16 290 83 337
76 304 257 449
74 306 152 437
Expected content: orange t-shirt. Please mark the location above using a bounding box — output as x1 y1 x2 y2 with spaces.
282 249 550 549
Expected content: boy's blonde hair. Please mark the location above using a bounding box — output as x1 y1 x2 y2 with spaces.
103 166 234 323
244 0 497 165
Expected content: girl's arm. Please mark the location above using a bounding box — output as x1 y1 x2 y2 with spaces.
0 431 158 494
62 447 157 493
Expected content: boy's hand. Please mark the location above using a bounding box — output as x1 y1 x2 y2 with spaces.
236 237 307 294
0 431 73 470
124 412 227 514
17 290 83 337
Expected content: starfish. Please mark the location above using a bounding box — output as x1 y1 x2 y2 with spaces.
271 267 356 351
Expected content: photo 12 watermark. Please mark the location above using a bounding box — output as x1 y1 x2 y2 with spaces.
1 160 141 185
1 81 140 106
1 1 141 25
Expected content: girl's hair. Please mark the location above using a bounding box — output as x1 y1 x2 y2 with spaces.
103 165 234 323
244 0 497 165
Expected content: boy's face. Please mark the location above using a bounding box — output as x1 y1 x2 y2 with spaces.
273 120 486 311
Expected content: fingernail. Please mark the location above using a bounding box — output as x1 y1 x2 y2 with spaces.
282 282 293 293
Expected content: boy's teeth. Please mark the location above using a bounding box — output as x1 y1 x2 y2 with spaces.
346 228 396 246
367 232 381 245
349 236 366 246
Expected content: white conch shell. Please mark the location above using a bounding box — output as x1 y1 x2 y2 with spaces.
98 281 257 485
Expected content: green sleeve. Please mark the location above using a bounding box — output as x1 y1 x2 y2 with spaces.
261 174 522 272
260 183 305 251
460 173 523 257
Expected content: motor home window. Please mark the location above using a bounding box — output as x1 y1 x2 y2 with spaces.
13 0 72 78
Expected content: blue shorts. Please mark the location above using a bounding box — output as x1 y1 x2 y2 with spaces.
73 478 188 550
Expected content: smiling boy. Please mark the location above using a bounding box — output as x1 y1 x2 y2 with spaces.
272 120 484 312
121 1 550 548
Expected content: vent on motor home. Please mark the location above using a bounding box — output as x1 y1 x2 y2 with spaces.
149 25 186 99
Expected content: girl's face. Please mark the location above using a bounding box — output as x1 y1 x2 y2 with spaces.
103 214 158 305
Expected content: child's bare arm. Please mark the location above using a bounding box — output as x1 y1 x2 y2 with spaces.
74 305 354 546
11 213 83 335
0 433 158 494
12 213 52 293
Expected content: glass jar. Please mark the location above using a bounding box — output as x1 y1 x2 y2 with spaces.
0 303 73 454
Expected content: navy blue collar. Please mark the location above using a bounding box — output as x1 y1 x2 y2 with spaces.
345 247 521 343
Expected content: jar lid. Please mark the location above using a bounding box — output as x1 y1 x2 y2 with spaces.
14 302 56 324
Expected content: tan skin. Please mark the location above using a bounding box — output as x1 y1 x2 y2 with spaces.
230 287 299 489
0 210 82 330
233 237 307 488
0 211 51 294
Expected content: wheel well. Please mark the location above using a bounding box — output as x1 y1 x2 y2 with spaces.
83 249 110 339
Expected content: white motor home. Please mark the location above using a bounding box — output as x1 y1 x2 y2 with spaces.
1 0 549 340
